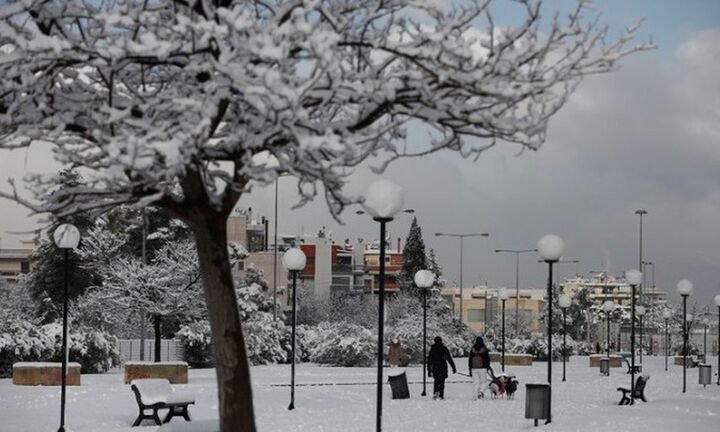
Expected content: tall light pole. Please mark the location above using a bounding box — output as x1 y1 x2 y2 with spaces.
635 209 647 303
558 294 572 382
363 180 404 432
662 308 673 372
273 177 279 318
498 288 510 372
537 234 564 424
676 279 693 393
415 270 435 397
283 247 306 410
714 294 720 385
435 232 489 324
494 248 536 337
625 269 642 402
53 224 81 432
702 317 709 361
603 301 615 360
636 305 646 365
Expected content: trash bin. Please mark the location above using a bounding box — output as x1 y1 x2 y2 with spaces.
600 358 610 376
698 364 712 387
387 370 410 399
525 383 550 427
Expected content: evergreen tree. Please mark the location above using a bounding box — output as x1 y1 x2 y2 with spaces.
26 169 98 322
399 217 427 297
427 248 443 280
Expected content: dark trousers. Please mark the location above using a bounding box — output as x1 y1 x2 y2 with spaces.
433 377 446 398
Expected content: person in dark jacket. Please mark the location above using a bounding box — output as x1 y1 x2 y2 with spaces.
468 336 491 399
427 336 456 399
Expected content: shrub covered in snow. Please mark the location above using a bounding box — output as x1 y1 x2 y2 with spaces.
0 319 119 377
0 320 54 377
43 324 120 373
177 321 214 368
301 322 377 367
178 283 290 367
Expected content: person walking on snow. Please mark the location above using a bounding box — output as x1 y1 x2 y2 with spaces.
468 336 491 399
428 336 456 399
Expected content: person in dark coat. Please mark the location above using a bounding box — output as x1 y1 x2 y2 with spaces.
468 336 491 399
427 336 456 399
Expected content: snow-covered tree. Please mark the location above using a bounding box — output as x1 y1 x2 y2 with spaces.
427 248 443 281
81 239 204 360
0 1 650 429
399 217 428 297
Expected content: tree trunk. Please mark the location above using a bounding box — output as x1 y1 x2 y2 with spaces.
154 314 162 362
190 213 256 432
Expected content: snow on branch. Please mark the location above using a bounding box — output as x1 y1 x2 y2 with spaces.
0 0 652 219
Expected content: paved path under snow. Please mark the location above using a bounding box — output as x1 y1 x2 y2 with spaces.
1 356 718 431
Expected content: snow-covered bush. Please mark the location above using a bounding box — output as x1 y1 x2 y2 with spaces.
178 318 289 367
0 320 118 377
506 333 577 361
0 320 54 377
44 324 120 373
177 321 214 368
302 322 377 367
388 316 476 362
244 314 290 365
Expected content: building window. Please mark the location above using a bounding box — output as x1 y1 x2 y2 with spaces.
20 261 30 273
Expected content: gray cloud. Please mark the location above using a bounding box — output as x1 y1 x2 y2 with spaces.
2 28 719 310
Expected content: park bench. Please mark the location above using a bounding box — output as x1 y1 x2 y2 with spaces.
686 356 700 368
623 358 641 374
617 375 649 405
130 378 195 426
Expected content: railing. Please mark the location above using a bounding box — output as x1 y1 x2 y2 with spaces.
117 339 185 363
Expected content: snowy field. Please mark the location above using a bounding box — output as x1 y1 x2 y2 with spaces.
1 355 718 432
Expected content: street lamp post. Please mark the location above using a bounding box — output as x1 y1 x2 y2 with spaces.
558 294 572 382
363 180 404 432
537 234 564 424
702 318 709 361
435 232 489 324
625 269 642 402
603 301 615 360
499 288 510 372
635 209 647 303
662 308 673 372
676 279 693 393
52 224 81 432
715 294 720 385
415 270 436 396
494 248 537 337
283 247 306 410
636 305 646 365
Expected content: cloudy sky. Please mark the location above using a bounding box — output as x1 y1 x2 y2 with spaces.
1 1 719 309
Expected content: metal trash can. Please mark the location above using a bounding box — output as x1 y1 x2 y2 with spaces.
525 383 550 427
698 364 712 387
600 358 610 376
387 370 410 399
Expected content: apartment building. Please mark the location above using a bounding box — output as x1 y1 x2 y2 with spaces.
440 286 546 334
0 239 35 284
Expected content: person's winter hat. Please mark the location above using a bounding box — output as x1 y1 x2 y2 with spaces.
475 336 484 345
434 336 442 344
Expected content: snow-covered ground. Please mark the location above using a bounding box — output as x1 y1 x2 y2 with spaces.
1 356 718 432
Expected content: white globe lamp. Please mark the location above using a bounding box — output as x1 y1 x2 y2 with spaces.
362 180 404 220
625 269 642 286
282 247 307 271
537 234 564 262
